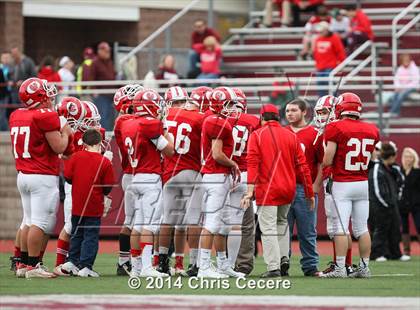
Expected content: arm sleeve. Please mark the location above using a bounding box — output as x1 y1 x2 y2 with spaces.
295 139 314 198
101 158 115 195
335 35 347 63
247 131 260 184
372 163 389 207
394 67 403 89
35 111 61 132
192 43 204 54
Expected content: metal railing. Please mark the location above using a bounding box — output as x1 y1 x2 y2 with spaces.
118 0 201 73
392 0 420 72
328 40 375 94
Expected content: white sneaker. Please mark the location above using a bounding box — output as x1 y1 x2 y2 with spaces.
78 267 99 277
197 264 228 279
130 268 142 277
400 255 411 262
53 264 70 277
140 266 169 277
348 265 371 278
61 261 80 276
375 256 387 262
218 266 246 278
25 263 56 278
319 264 347 278
16 263 28 278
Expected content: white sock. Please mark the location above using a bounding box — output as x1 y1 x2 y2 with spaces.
199 248 211 269
142 245 153 269
131 255 142 271
189 248 198 266
227 230 242 268
216 251 228 270
336 256 346 268
159 246 169 255
119 255 130 266
360 257 369 267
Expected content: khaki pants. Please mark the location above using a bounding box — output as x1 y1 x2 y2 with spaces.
257 204 290 272
235 205 255 275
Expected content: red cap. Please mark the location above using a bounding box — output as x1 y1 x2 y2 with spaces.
260 104 279 115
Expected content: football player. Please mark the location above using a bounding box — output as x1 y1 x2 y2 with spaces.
285 98 324 276
157 87 205 277
314 95 354 275
198 86 243 278
164 86 189 108
226 88 260 274
10 77 72 278
121 89 174 277
321 92 379 278
190 86 212 115
113 84 143 276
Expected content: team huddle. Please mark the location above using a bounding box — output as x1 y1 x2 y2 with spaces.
9 76 379 280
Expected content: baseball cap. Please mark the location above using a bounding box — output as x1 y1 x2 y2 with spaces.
260 104 279 115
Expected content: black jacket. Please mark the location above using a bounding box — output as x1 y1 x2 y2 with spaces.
400 168 420 213
369 160 399 208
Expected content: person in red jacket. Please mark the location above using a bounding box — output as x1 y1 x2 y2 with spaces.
188 19 220 78
312 21 346 96
37 55 61 85
345 4 374 53
242 104 314 278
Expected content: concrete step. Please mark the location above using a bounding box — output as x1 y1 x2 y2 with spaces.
0 186 20 198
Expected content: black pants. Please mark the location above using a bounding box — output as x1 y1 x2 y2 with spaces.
291 4 319 26
400 208 420 234
371 205 402 260
68 215 101 269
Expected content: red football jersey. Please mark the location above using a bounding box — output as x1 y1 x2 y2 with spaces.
201 115 234 174
163 108 205 183
324 119 379 182
286 125 324 183
228 113 260 172
9 108 61 175
120 116 165 175
114 114 135 174
64 150 114 217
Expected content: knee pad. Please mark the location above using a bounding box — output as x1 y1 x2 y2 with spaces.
352 223 368 239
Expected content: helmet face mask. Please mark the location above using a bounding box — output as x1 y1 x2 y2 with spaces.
190 86 212 112
210 87 238 117
80 101 101 132
232 88 247 113
314 95 336 128
56 97 86 131
114 84 143 114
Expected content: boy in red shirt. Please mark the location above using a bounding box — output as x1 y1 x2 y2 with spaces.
61 129 115 277
193 36 222 80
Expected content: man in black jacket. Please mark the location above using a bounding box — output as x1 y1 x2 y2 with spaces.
369 142 403 261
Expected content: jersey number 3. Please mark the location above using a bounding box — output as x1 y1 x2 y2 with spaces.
345 138 374 171
11 126 31 159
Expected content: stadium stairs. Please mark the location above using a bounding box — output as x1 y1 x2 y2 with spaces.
221 0 420 140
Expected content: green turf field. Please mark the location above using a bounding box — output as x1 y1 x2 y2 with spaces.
0 253 419 296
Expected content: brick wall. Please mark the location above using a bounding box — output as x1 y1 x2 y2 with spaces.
0 1 24 51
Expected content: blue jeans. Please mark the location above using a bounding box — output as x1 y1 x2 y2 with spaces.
389 88 415 115
68 215 101 269
288 184 319 274
197 73 219 80
0 97 9 131
94 95 114 131
188 50 201 78
316 69 333 97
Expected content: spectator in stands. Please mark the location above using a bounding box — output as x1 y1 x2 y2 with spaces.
156 54 179 83
300 5 331 59
76 47 95 99
330 9 350 46
188 19 220 78
389 54 420 116
263 0 292 28
312 21 346 97
0 51 12 131
58 56 75 92
193 36 222 80
88 42 116 131
400 147 420 261
345 5 374 53
10 47 36 108
369 142 403 262
291 0 325 27
37 55 61 84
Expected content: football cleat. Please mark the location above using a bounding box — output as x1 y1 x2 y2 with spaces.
218 266 245 278
156 254 171 275
54 264 70 277
16 263 28 278
61 261 80 276
322 261 336 274
78 267 100 278
130 269 142 277
280 256 290 276
10 256 20 272
25 263 56 278
139 266 170 278
348 265 371 278
186 264 199 277
319 264 347 278
198 264 228 279
116 261 132 276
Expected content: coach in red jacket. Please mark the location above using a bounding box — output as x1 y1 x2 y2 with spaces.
241 104 314 278
313 21 346 97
